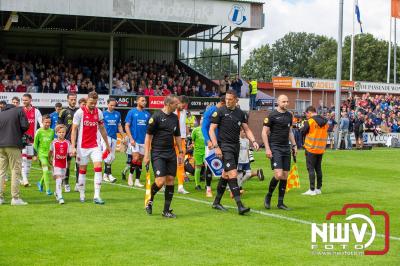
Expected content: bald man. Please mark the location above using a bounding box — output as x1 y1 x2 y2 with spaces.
261 95 297 210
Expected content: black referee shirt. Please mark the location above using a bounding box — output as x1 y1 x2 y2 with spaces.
211 106 247 144
147 110 180 152
263 110 292 151
58 106 78 141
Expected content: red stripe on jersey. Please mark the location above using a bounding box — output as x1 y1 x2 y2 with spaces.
80 106 101 149
52 140 70 168
24 106 36 141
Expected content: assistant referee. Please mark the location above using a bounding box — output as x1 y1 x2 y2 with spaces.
261 95 297 210
209 90 259 215
143 95 183 218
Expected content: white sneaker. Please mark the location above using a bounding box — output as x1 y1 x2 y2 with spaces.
315 189 322 195
64 184 71 193
74 184 79 192
134 180 144 188
0 198 4 205
108 175 117 183
178 187 190 194
302 189 317 196
103 174 110 183
58 198 65 205
128 175 134 187
11 198 28 205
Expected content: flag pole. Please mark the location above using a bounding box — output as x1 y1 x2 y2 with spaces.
388 17 392 83
334 0 344 149
395 18 397 84
350 0 355 81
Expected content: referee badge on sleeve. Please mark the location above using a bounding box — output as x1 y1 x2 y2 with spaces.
264 117 269 124
212 112 218 118
149 118 154 124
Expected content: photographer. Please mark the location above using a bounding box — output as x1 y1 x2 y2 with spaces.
0 103 29 205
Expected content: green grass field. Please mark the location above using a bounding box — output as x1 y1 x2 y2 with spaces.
0 148 399 265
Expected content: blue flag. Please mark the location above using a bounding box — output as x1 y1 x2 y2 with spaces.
355 1 363 33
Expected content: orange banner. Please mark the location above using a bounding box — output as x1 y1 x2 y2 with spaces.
392 0 400 18
272 77 293 88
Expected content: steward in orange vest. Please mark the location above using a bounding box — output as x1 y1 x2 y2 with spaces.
300 106 328 196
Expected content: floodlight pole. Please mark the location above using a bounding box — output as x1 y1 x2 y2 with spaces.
334 0 344 149
109 35 114 95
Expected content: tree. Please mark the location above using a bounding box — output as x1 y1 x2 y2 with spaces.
272 32 329 77
190 48 237 80
241 44 274 81
309 37 337 79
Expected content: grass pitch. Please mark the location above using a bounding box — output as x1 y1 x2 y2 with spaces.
0 148 399 265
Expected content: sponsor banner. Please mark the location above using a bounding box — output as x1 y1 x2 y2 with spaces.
188 97 219 110
0 92 109 108
148 96 165 109
112 95 136 108
0 93 252 111
272 77 293 88
354 81 400 94
327 132 400 145
272 77 354 90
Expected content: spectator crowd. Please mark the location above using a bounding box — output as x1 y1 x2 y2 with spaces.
0 55 243 97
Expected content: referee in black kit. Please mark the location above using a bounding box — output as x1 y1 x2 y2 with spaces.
143 95 184 218
209 90 259 215
261 95 297 210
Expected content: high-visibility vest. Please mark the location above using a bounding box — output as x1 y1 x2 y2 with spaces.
186 115 196 130
250 80 258 95
304 118 329 154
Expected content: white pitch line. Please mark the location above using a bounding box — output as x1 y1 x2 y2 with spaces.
29 167 400 241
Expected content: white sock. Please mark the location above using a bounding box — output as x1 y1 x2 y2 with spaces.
243 170 252 181
178 184 183 190
128 173 133 179
206 186 211 191
94 171 102 199
56 178 62 198
21 158 27 182
24 159 32 182
78 173 86 199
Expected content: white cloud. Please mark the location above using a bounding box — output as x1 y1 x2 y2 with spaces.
241 0 392 63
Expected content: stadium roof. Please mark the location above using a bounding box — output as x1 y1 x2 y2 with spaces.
0 0 264 37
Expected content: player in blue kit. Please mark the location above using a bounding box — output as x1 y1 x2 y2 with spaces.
102 98 125 183
125 96 151 187
201 96 225 197
50 103 62 137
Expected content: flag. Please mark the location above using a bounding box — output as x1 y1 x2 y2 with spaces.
144 165 151 207
355 0 363 33
392 0 400 18
286 154 300 192
204 149 223 177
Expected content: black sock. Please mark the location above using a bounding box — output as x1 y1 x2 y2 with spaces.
267 177 279 197
213 178 228 205
205 168 212 187
164 185 174 212
227 178 242 205
135 165 142 180
75 163 79 184
278 180 287 205
105 164 112 175
130 163 135 174
150 183 161 202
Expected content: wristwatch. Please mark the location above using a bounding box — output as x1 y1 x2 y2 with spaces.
213 144 219 149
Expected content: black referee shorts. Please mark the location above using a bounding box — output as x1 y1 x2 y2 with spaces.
151 151 177 178
221 143 239 172
270 149 291 171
